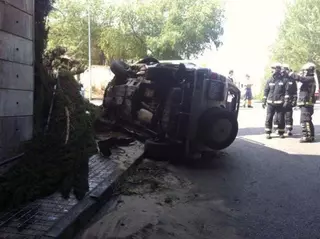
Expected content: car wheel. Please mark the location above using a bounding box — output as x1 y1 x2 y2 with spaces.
110 60 129 78
198 107 238 150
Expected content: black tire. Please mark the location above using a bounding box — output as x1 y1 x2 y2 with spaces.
198 107 238 150
144 139 183 161
110 60 129 77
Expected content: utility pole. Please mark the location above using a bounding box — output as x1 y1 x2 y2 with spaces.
88 0 92 101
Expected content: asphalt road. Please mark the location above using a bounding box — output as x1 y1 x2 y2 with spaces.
185 103 320 238
81 103 320 239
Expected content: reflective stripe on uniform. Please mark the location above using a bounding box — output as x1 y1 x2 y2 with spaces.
274 125 278 127
297 102 314 106
265 128 271 131
278 129 285 133
263 96 267 99
285 95 290 98
286 125 293 128
267 100 283 104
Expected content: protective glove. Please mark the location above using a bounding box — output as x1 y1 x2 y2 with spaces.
262 98 267 109
291 100 297 107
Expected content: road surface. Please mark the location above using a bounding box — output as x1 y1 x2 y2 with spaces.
79 103 320 239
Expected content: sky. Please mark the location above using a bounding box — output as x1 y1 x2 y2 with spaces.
197 0 288 83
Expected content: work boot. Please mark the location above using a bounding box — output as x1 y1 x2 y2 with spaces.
287 130 292 136
266 134 272 139
310 136 315 142
248 105 253 108
279 134 285 139
300 136 312 143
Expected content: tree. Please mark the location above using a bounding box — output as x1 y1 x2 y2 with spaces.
271 0 320 71
47 0 107 64
98 0 224 61
47 0 224 64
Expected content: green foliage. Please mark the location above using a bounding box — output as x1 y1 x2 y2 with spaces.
47 0 224 64
0 74 99 210
271 0 320 71
47 0 106 64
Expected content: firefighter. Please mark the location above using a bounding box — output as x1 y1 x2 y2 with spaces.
282 64 297 136
289 62 316 142
262 63 286 139
243 74 253 108
273 64 297 136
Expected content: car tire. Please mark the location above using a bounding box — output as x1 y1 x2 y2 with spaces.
198 107 238 150
144 139 183 161
110 60 129 78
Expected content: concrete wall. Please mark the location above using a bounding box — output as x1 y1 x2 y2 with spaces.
0 0 34 161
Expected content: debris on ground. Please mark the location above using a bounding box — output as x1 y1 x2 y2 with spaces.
80 158 240 239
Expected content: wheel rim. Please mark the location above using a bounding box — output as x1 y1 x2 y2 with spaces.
210 118 233 143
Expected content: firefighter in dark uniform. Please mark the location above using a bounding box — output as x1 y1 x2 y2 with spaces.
273 64 297 135
289 62 316 142
262 63 287 139
282 64 297 136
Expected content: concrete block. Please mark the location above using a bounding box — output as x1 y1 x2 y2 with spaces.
0 89 33 117
0 60 33 90
5 0 34 15
0 2 33 39
0 31 33 65
0 115 33 148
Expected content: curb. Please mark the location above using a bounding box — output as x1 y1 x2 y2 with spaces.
41 146 144 239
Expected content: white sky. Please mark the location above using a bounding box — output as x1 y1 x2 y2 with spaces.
197 0 288 82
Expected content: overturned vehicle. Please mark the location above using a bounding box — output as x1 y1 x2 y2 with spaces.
101 57 240 158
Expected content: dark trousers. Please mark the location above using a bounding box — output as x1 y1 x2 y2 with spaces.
273 107 293 131
300 106 314 137
265 104 285 134
285 107 293 131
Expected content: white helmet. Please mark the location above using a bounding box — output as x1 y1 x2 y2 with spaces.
271 62 282 69
301 62 316 71
271 62 282 74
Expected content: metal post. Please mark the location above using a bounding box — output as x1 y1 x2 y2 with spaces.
88 0 92 101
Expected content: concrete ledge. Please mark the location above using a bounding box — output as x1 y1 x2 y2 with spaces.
41 145 144 239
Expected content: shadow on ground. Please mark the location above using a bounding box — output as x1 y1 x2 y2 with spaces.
238 125 320 137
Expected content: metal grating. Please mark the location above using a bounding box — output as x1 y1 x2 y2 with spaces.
0 142 143 238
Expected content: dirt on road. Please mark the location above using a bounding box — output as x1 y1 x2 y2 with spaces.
80 158 241 239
